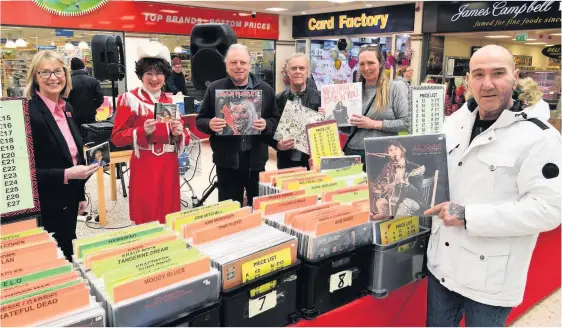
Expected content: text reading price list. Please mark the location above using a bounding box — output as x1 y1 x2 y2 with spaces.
0 100 34 214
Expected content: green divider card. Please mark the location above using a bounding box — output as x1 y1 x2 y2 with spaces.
166 200 233 228
304 180 347 196
80 230 174 259
73 222 161 253
332 189 369 203
1 228 44 241
324 163 364 178
1 279 82 305
1 264 72 289
91 239 186 278
102 248 202 286
77 226 166 259
172 202 240 231
352 174 368 185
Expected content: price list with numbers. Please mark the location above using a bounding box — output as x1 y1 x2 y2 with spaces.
408 86 446 135
0 99 37 218
306 120 343 167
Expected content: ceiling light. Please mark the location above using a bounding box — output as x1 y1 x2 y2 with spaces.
328 0 356 3
484 35 511 39
50 41 56 46
15 38 27 47
265 7 288 12
78 41 89 50
550 33 561 36
5 40 16 48
238 13 251 16
366 4 372 6
65 42 75 51
173 46 184 53
545 44 555 47
525 42 547 45
301 11 306 14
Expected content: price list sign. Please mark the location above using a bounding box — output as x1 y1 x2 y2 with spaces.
306 120 342 168
0 98 40 223
408 86 446 135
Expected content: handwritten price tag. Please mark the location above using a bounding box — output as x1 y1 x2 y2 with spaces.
248 290 277 318
329 270 352 293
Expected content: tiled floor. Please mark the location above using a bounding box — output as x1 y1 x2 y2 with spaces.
77 141 561 327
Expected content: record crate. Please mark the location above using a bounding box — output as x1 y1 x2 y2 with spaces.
367 226 430 298
296 246 371 320
154 300 222 327
219 261 301 327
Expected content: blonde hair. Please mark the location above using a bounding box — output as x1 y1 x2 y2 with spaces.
464 77 543 107
358 47 389 115
24 50 72 100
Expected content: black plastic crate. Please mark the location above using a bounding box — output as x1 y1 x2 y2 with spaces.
367 228 430 298
81 122 132 152
297 246 371 320
220 262 301 327
153 301 221 327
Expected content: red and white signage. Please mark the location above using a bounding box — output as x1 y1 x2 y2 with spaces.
0 1 279 40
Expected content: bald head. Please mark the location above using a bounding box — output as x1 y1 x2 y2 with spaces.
467 44 519 120
470 45 515 71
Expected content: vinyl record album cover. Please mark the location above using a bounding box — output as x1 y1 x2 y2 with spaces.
274 100 325 154
321 82 362 126
215 89 263 136
320 155 362 171
365 134 449 218
86 142 110 167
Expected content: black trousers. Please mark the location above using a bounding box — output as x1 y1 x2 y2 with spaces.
216 152 262 207
41 203 78 261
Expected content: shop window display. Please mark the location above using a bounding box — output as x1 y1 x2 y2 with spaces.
309 37 392 90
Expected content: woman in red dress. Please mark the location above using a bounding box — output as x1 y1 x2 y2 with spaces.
112 43 190 224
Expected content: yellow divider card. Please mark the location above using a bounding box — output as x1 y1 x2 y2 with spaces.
242 247 292 283
1 228 44 241
80 230 172 259
90 239 186 278
165 200 234 227
172 202 240 232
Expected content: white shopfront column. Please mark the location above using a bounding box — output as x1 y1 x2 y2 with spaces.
275 15 295 93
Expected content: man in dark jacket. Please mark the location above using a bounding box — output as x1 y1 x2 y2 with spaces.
166 57 187 95
196 44 279 206
275 53 325 169
66 58 104 128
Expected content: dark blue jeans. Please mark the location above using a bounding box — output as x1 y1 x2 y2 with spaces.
427 273 512 327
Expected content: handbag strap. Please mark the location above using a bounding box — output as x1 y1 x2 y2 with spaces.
343 92 376 149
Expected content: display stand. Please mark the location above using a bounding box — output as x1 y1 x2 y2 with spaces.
292 227 561 327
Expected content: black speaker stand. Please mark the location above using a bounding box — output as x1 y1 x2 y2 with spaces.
109 78 127 198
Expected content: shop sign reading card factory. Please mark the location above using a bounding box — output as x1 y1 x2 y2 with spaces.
292 3 415 38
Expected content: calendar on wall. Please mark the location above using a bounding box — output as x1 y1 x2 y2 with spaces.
408 85 446 135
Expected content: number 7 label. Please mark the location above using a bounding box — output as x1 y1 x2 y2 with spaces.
248 290 277 318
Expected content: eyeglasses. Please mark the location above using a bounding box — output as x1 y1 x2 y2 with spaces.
37 68 65 79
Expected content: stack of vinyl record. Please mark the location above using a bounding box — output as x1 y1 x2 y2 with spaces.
258 190 372 261
1 218 105 327
166 200 298 291
258 155 367 197
71 221 220 327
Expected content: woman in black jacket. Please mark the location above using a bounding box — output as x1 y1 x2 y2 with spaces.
24 50 98 260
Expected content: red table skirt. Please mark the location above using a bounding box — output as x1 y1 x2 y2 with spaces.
293 226 561 327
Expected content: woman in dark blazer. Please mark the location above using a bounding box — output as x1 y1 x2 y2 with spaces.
24 50 98 260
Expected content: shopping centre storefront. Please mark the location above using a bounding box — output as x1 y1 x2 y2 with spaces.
0 0 279 96
291 3 416 89
421 0 561 112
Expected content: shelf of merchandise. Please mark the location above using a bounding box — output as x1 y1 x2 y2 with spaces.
1 49 36 97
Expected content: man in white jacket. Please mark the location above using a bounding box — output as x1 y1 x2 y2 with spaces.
424 45 561 327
